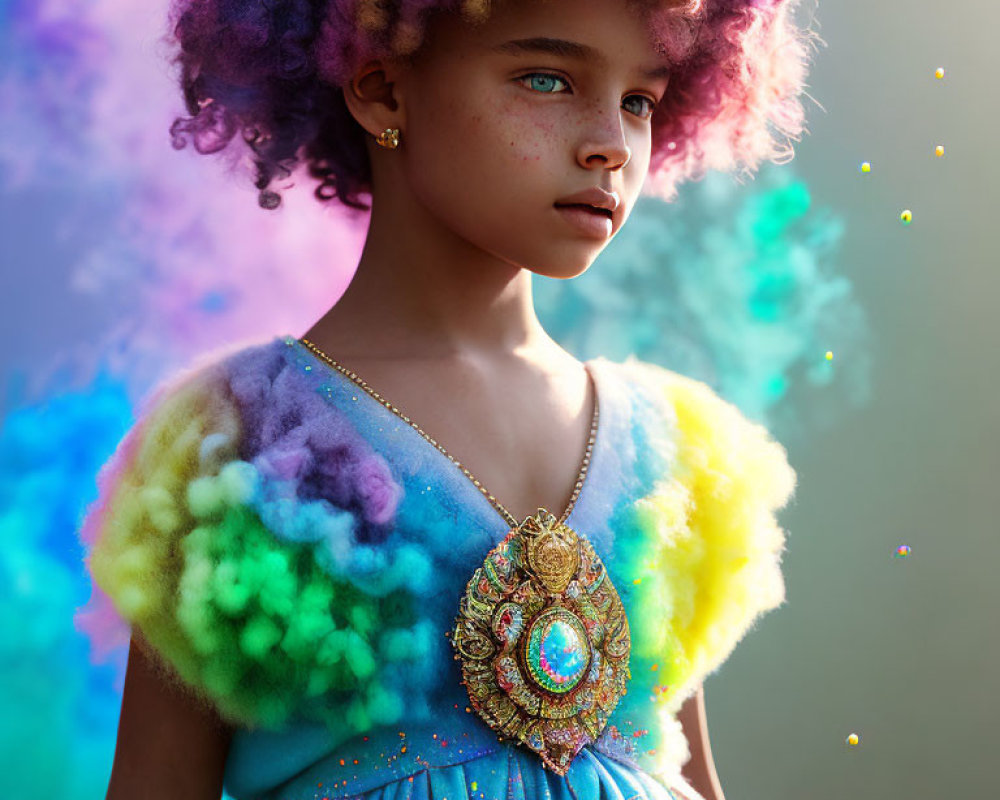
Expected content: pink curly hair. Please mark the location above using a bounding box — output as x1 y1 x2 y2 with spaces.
168 0 817 210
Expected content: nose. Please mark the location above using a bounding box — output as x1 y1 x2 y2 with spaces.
576 106 632 172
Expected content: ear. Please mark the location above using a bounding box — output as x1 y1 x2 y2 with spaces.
341 60 405 140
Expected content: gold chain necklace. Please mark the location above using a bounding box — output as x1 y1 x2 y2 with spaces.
298 337 600 529
297 336 628 776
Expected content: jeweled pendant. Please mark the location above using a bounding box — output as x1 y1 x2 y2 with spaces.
451 508 631 775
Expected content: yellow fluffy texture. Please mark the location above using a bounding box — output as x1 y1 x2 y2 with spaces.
627 363 796 779
86 364 240 678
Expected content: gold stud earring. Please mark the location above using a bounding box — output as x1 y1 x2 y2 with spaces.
375 127 400 149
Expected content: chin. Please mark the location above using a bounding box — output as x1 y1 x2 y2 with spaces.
525 253 601 281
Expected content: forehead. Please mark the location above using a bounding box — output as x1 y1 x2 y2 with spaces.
421 0 666 71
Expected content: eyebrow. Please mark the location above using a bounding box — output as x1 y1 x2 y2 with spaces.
492 36 672 81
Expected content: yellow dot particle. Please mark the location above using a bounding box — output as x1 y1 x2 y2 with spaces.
935 67 945 79
847 733 860 746
825 351 834 361
900 209 913 225
860 161 871 173
935 145 945 157
471 782 478 791
633 577 642 585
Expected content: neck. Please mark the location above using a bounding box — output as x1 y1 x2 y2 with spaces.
307 183 557 361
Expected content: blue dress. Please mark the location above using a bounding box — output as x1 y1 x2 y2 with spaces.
80 335 796 800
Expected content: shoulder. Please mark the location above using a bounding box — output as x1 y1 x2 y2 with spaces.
110 335 293 464
593 354 796 506
80 334 421 733
84 333 408 558
600 355 796 717
107 334 392 491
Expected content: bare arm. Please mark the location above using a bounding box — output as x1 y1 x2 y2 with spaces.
677 684 726 800
106 633 235 800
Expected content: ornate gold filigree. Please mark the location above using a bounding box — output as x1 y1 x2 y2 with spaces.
452 508 631 775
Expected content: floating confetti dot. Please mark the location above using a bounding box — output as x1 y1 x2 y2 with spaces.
825 351 834 361
846 733 860 746
894 545 912 559
900 209 913 225
860 161 871 173
935 67 945 79
935 145 945 157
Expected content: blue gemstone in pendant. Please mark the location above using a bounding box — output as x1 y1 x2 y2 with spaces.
525 607 591 694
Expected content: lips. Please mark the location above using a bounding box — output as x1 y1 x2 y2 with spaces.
554 204 615 239
554 203 613 219
553 187 619 212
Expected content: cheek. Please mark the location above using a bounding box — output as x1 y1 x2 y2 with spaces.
454 97 560 174
405 92 565 210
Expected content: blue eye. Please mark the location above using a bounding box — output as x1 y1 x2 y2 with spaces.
517 72 657 119
623 95 657 119
519 72 570 94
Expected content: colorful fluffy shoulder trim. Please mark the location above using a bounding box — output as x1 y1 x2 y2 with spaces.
78 339 433 736
605 356 796 781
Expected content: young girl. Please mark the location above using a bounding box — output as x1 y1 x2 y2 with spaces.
82 0 809 798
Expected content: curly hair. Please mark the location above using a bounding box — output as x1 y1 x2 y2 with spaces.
167 0 817 211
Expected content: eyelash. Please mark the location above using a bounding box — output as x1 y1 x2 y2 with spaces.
515 71 658 119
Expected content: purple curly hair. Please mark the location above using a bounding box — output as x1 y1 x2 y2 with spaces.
167 0 817 210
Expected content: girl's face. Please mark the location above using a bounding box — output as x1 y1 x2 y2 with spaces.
395 0 671 279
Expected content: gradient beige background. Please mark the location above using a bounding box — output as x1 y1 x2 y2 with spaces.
706 1 1000 797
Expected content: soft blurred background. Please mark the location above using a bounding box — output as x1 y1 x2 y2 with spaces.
0 0 995 798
